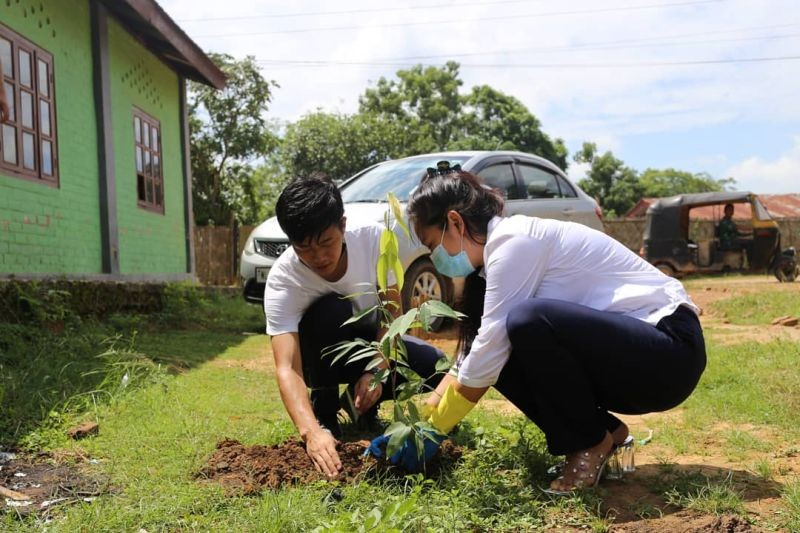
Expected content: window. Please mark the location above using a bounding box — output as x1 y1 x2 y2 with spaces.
557 176 577 198
517 165 564 199
477 163 516 199
0 24 58 185
133 109 163 213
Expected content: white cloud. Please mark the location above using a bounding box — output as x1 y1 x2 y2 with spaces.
725 136 800 193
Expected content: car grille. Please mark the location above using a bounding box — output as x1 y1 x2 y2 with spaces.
255 240 290 258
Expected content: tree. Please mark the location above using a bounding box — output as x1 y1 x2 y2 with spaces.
456 85 568 169
638 168 735 197
574 142 642 217
189 53 279 225
280 111 405 182
358 62 567 169
359 61 463 154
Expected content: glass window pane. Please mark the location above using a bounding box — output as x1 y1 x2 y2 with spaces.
37 60 48 97
41 140 52 176
143 123 150 148
0 39 11 77
152 127 159 151
146 177 153 204
134 116 141 143
39 99 50 135
18 49 32 88
137 174 146 201
517 165 560 199
22 132 35 170
21 91 33 128
135 146 143 173
153 155 160 177
144 150 151 176
2 124 17 164
477 164 516 199
3 82 14 122
556 176 577 198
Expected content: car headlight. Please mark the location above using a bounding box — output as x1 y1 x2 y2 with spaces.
243 235 255 254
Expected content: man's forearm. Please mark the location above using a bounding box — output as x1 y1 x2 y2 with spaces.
276 367 322 440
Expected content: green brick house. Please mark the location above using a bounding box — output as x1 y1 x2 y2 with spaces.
0 0 224 280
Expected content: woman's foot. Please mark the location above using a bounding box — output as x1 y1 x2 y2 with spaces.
611 422 629 447
548 432 614 493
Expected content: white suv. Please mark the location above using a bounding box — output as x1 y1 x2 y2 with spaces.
240 151 603 311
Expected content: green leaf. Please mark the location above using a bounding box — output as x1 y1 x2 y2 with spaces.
393 403 406 423
407 401 420 422
435 358 452 372
379 227 400 256
386 423 413 458
364 357 384 371
392 256 404 292
340 304 380 326
364 507 382 530
388 192 410 240
420 299 466 319
377 253 389 292
382 309 419 343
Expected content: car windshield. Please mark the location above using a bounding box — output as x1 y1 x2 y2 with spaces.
340 155 471 202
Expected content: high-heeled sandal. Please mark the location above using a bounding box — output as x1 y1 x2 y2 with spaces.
546 435 636 480
543 447 612 496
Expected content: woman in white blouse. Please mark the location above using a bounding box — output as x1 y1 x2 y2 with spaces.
405 170 706 494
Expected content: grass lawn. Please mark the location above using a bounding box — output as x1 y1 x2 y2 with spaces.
2 277 800 531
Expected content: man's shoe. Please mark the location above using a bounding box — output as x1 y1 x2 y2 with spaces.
316 413 343 439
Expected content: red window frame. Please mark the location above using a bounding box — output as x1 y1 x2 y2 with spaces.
0 23 58 186
133 108 164 214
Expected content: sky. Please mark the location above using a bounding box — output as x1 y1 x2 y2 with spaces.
161 0 800 193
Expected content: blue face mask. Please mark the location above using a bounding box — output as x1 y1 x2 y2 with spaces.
430 223 476 278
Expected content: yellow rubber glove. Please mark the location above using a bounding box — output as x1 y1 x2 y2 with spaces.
427 384 477 434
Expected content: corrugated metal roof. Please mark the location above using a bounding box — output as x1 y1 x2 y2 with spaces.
626 194 800 220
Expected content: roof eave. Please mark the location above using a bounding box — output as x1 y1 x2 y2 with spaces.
99 0 226 89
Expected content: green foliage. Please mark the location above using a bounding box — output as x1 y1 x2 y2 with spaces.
189 53 280 225
280 111 404 182
359 61 567 169
575 143 733 217
664 472 746 516
639 168 735 197
782 480 800 532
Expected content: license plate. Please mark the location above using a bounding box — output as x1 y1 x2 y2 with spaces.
256 267 270 283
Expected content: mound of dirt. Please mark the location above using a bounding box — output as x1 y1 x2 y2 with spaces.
197 438 462 493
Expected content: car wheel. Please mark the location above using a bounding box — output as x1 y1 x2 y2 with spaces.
402 258 448 332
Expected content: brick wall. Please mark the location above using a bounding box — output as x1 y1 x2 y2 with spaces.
107 17 187 275
0 0 103 274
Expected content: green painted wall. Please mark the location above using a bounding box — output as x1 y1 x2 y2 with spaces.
107 16 187 275
0 0 103 274
0 0 190 277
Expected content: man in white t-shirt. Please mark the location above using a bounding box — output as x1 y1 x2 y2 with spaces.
265 172 446 478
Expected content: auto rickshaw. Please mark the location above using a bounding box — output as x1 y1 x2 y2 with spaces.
642 191 798 282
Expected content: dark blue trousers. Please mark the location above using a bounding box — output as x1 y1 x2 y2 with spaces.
298 293 446 418
495 298 706 455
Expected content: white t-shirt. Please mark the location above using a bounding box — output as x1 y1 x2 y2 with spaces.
264 223 396 336
455 215 699 388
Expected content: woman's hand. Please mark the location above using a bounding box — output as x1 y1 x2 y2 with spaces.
304 427 342 478
354 372 383 415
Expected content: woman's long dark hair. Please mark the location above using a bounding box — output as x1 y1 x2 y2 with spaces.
406 171 504 362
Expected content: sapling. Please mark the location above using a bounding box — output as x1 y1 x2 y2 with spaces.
323 193 464 459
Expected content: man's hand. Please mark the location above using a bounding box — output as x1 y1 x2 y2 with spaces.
304 427 342 478
353 371 382 415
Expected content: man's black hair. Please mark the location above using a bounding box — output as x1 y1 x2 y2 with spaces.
275 172 344 244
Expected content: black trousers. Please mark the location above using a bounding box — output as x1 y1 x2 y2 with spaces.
494 298 706 455
298 293 446 418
